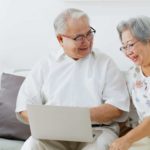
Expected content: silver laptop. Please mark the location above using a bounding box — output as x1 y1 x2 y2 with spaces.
27 105 95 142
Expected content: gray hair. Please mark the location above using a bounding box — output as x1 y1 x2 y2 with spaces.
54 8 89 34
117 16 150 43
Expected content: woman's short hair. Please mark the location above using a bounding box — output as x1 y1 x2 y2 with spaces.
117 16 150 43
54 8 89 34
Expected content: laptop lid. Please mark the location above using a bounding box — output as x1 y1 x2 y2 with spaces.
27 105 94 142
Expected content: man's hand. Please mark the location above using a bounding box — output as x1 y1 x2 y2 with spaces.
19 111 29 124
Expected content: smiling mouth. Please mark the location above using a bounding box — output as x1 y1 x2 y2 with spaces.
79 48 89 51
131 56 138 62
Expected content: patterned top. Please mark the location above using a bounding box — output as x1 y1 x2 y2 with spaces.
126 65 150 123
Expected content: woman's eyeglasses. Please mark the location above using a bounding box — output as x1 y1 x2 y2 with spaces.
120 41 139 53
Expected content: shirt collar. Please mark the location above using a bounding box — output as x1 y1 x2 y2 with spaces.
55 48 65 61
55 48 95 61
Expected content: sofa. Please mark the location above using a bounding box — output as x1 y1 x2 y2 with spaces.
0 72 31 150
0 138 24 150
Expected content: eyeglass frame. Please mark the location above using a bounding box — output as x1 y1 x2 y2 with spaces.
61 27 96 44
120 40 139 53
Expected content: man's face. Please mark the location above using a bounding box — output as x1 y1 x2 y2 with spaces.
57 18 94 60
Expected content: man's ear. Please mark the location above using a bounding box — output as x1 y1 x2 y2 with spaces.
57 34 63 45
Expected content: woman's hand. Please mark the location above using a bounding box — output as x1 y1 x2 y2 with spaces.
109 136 132 150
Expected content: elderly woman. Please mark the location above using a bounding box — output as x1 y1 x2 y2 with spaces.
110 16 150 150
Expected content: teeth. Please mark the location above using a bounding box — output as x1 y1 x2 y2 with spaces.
80 48 87 50
133 57 137 61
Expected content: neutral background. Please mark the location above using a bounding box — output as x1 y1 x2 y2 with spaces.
0 0 150 71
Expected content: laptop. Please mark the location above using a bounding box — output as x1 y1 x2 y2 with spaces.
27 105 96 142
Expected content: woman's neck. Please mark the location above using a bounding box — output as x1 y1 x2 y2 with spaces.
141 65 150 77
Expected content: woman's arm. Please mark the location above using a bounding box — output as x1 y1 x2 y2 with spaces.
109 117 150 150
124 117 150 143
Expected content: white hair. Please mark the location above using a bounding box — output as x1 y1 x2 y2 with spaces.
54 8 89 34
117 16 150 43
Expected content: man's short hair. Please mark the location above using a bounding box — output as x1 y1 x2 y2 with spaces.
53 8 89 34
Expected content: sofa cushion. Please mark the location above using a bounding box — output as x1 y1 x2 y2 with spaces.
0 73 31 140
0 138 24 150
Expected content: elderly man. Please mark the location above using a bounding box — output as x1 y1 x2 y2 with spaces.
16 8 129 150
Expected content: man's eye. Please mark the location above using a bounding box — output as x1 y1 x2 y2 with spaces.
75 36 83 41
87 31 92 36
123 46 126 49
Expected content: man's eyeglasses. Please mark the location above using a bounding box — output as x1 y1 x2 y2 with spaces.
120 41 139 53
61 27 96 45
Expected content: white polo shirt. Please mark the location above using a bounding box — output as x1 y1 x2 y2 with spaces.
16 49 129 123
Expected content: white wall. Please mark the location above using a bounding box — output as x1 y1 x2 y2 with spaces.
0 0 150 71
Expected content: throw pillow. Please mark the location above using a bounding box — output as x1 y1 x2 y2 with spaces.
0 73 31 140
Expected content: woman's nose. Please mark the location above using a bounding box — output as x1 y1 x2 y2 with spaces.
126 49 133 56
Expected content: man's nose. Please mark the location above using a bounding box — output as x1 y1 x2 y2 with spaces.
81 37 90 46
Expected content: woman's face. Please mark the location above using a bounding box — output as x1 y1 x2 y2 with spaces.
121 29 150 67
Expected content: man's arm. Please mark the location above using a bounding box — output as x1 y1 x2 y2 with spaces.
90 103 123 123
19 111 29 124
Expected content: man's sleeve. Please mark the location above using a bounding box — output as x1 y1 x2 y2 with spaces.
15 57 49 123
102 59 130 122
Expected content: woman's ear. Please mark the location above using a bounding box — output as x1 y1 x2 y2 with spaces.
147 40 150 44
146 40 150 48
